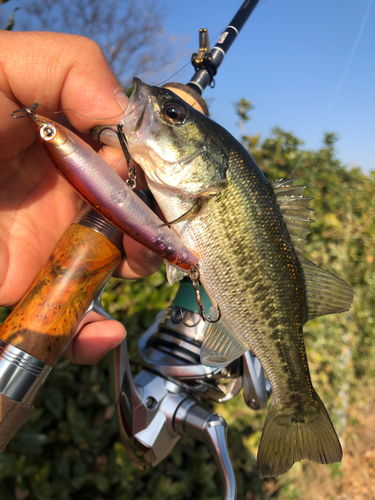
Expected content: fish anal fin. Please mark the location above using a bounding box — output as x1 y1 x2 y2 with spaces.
301 258 354 320
201 320 247 367
257 392 342 478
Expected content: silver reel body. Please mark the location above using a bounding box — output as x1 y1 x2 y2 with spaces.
109 304 271 500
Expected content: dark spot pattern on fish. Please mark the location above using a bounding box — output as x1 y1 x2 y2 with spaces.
123 79 344 477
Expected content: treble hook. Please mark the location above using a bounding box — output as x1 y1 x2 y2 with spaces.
180 308 202 328
97 126 116 149
117 124 137 189
181 264 221 328
11 103 39 119
97 125 137 189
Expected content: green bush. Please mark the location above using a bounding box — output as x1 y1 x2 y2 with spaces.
1 123 373 499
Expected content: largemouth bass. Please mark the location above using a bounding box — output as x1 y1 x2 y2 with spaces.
94 78 353 478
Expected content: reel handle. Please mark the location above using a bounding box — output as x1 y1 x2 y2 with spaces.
174 398 236 500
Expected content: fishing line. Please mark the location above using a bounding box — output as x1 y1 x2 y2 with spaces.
287 154 305 178
59 108 125 121
16 2 273 122
156 61 193 87
318 0 372 130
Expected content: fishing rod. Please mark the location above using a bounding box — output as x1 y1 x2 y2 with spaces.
188 0 261 95
163 0 261 115
0 1 265 498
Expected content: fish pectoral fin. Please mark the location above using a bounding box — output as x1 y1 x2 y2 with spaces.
165 262 188 285
257 391 342 478
201 320 247 367
301 258 354 321
160 198 207 227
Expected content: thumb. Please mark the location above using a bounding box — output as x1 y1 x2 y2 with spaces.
0 31 128 135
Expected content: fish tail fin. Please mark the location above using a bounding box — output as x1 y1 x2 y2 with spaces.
257 392 342 478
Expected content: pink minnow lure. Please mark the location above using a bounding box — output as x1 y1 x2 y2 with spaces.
29 114 199 271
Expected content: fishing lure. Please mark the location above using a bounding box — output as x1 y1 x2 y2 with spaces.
12 104 199 271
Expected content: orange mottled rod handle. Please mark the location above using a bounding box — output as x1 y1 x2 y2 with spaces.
0 211 123 451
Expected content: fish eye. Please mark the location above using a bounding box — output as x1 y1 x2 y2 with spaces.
163 100 187 124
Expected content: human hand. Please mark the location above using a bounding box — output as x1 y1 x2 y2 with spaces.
0 31 162 364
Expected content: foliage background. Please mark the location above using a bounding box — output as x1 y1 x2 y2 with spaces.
1 1 375 498
1 113 374 499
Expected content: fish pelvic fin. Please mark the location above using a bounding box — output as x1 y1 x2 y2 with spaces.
201 318 247 367
257 392 342 478
165 261 188 285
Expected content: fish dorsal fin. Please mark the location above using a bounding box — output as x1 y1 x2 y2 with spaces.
272 178 314 258
201 317 247 367
300 257 354 320
272 178 354 319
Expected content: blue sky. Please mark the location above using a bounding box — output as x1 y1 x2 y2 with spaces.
3 0 374 173
161 0 374 173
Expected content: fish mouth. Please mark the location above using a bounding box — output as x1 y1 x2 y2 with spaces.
123 77 150 133
90 78 150 145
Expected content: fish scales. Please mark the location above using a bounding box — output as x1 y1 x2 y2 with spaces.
159 140 311 405
93 78 353 478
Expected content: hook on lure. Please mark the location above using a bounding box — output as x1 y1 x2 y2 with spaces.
181 264 221 328
11 103 39 119
179 308 202 328
97 124 138 190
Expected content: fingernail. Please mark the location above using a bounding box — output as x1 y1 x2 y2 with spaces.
104 342 122 356
111 340 123 347
140 247 158 261
115 88 129 111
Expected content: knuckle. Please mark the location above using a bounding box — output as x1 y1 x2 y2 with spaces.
74 36 105 60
